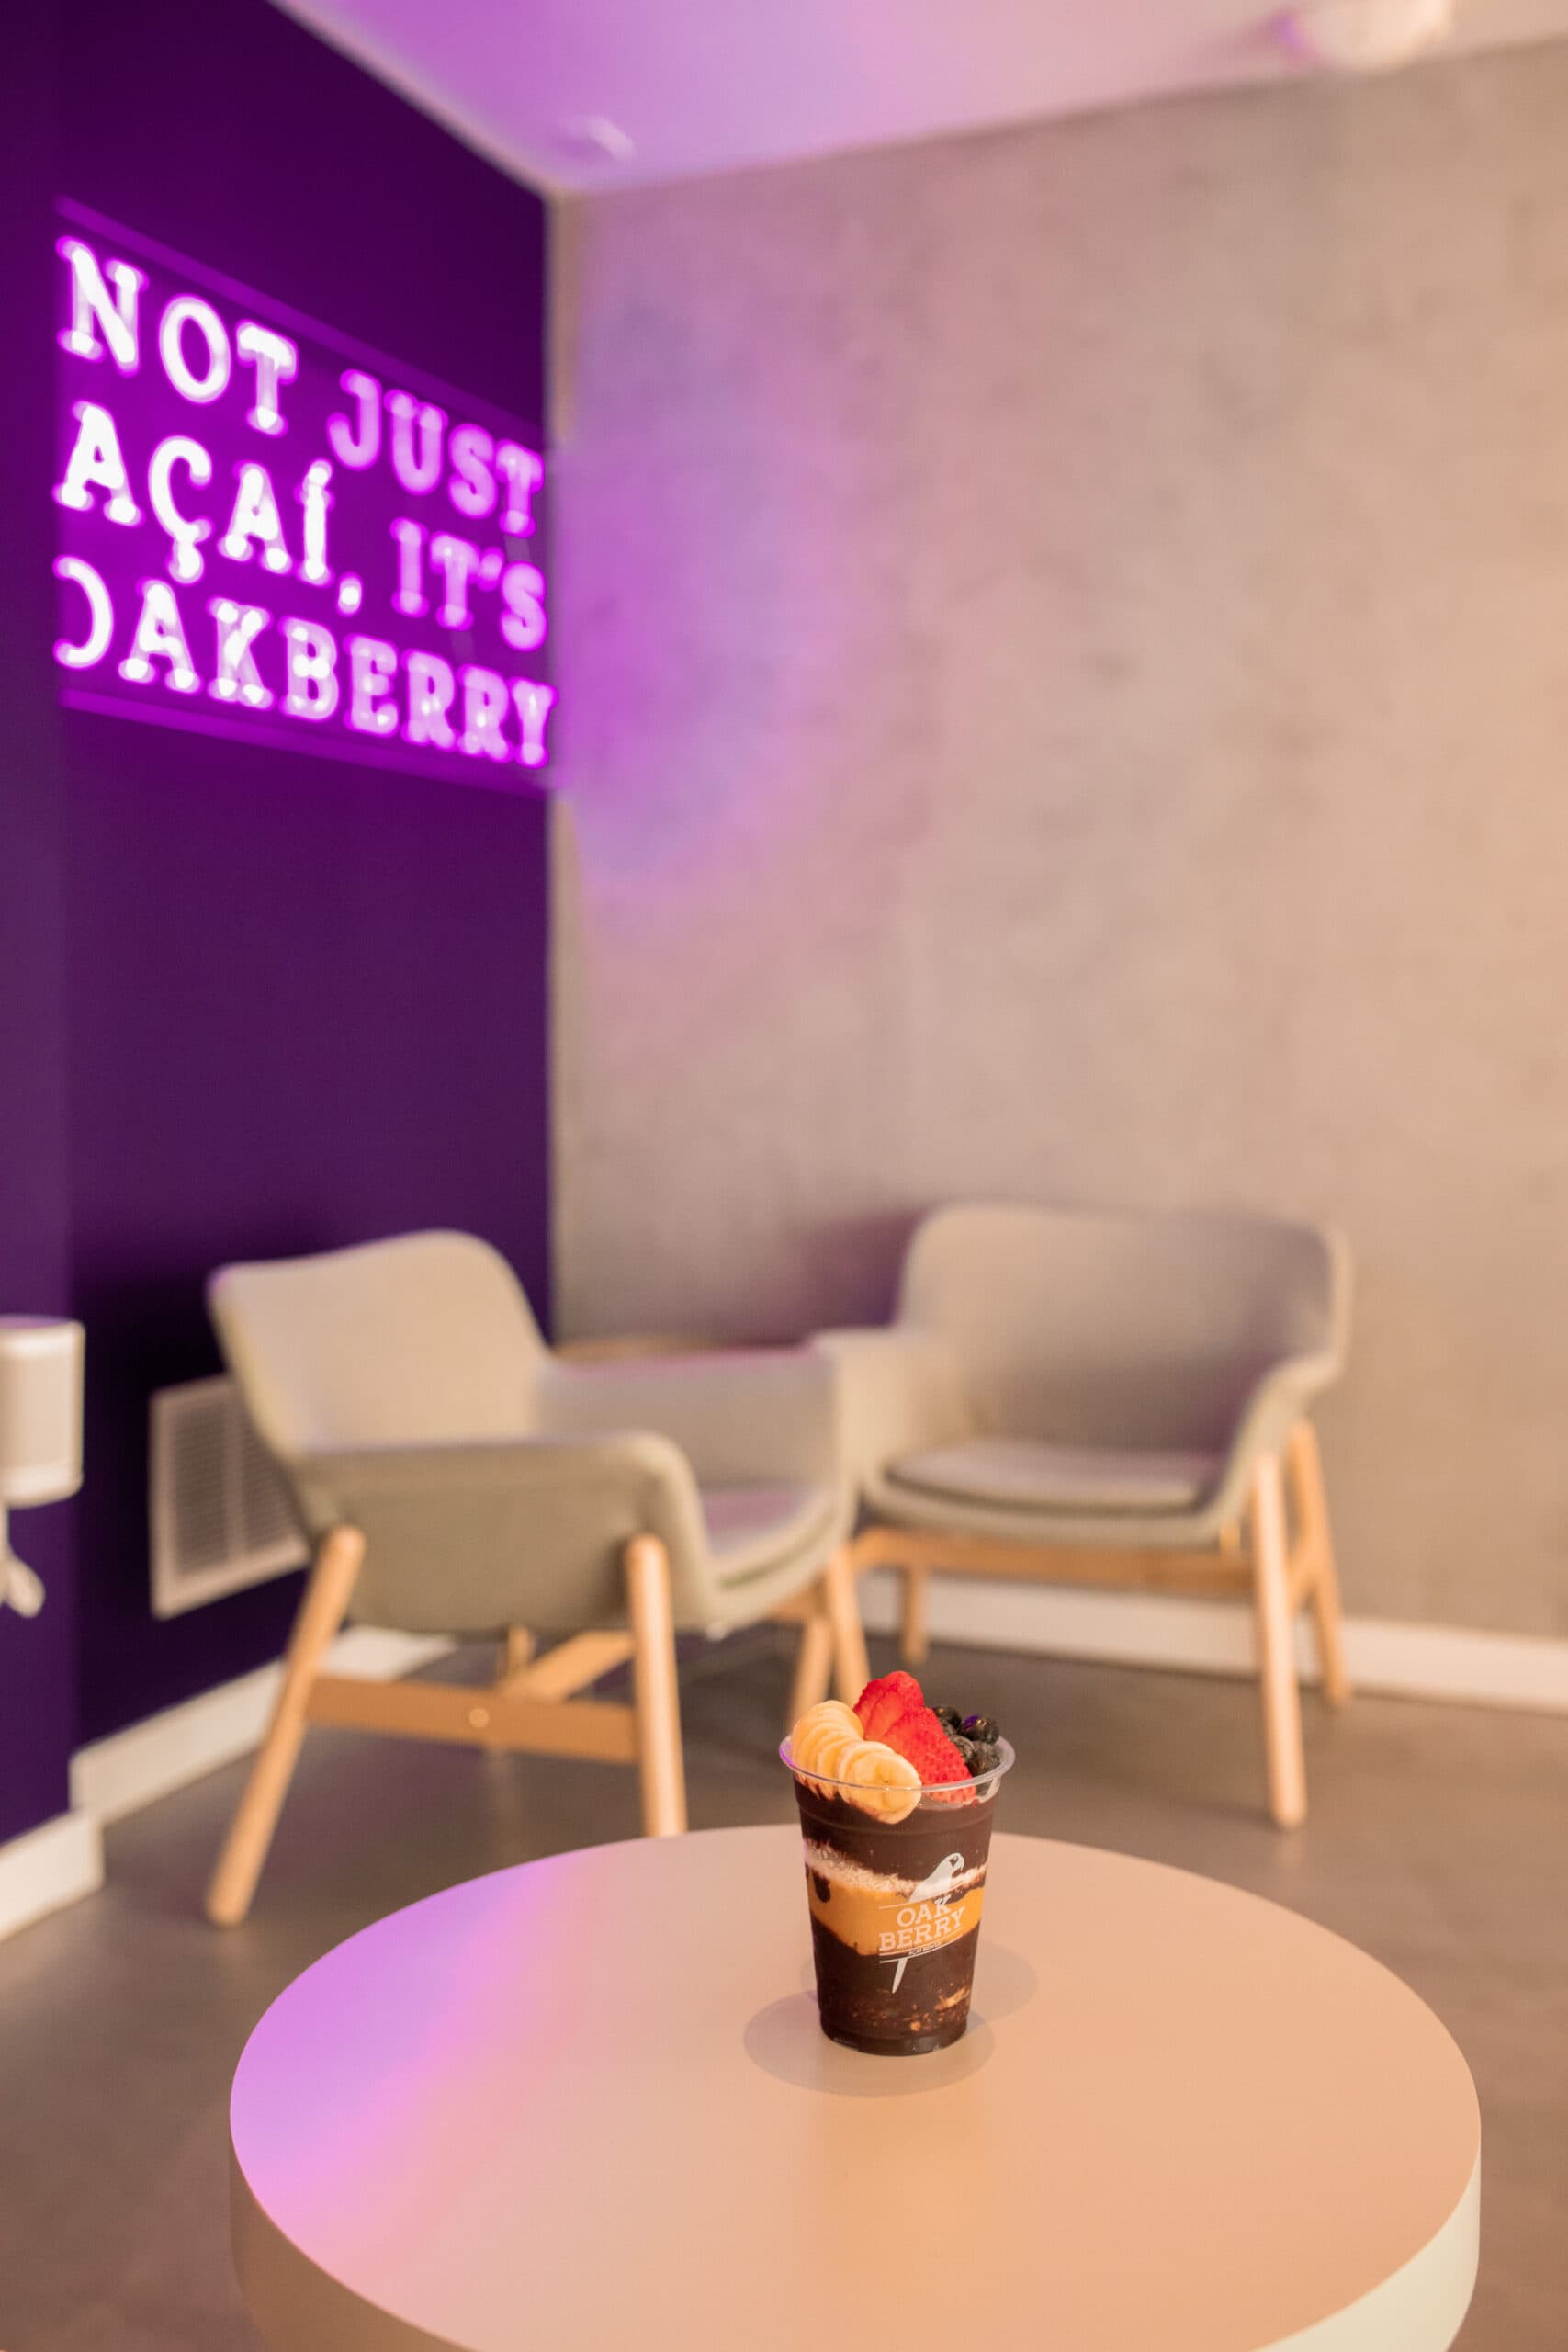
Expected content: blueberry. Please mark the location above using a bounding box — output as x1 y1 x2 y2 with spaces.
967 1741 1002 1777
951 1735 978 1772
962 1713 1000 1745
932 1704 964 1734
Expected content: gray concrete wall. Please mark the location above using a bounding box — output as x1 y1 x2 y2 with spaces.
550 47 1568 1635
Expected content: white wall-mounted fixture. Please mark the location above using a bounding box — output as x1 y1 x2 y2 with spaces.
1275 0 1458 71
0 1318 85 1618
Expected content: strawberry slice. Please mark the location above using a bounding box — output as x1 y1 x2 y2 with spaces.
853 1670 925 1743
883 1704 974 1800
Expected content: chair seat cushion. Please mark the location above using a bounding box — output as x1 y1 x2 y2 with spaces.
886 1436 1219 1516
703 1482 835 1582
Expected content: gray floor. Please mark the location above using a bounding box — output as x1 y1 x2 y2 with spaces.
3 1634 1564 2350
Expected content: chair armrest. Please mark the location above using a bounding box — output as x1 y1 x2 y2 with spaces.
535 1347 840 1490
287 1434 716 1634
811 1326 973 1492
292 1432 695 1523
1206 1351 1343 1527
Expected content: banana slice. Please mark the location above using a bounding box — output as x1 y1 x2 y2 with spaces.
807 1730 865 1792
789 1700 866 1793
790 1699 859 1758
837 1740 922 1823
789 1702 924 1818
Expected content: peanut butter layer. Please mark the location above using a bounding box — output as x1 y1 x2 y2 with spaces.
806 1871 987 1960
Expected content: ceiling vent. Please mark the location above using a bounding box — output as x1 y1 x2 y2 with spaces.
150 1375 307 1618
1276 0 1457 70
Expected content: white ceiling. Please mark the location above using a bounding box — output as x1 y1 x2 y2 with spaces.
275 0 1568 193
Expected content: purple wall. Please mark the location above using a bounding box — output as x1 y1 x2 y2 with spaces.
66 718 552 1742
0 31 78 1842
1 0 552 1831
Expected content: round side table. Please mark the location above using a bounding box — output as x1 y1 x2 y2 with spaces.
231 1828 1479 2352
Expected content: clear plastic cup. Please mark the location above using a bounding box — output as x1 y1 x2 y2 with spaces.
783 1737 1015 2054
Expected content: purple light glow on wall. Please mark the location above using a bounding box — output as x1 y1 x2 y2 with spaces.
51 202 556 785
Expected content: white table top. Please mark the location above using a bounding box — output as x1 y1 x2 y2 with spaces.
231 1827 1480 2352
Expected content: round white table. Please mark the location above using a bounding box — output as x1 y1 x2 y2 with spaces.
231 1828 1480 2352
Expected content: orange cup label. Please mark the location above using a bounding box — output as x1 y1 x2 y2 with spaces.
806 1871 986 1961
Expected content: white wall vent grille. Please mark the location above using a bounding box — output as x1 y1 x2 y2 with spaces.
150 1375 308 1618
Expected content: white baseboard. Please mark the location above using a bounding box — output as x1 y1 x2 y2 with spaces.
0 1809 103 1940
1337 1615 1568 1711
857 1571 1568 1713
69 1627 454 1826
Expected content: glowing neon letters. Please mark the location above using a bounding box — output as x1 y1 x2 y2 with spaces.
51 210 554 780
57 239 144 371
147 436 214 581
53 556 115 669
56 401 141 524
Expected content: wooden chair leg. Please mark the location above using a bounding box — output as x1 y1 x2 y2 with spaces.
822 1542 871 1704
1248 1454 1307 1828
900 1566 931 1667
1288 1421 1351 1709
625 1536 687 1837
787 1600 835 1731
206 1524 365 1925
485 1626 539 1751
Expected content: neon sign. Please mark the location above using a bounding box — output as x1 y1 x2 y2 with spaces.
51 203 556 784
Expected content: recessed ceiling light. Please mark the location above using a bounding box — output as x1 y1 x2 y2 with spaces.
1275 0 1457 71
557 115 637 164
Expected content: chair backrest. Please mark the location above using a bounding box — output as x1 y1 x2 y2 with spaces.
209 1232 545 1465
898 1202 1349 1450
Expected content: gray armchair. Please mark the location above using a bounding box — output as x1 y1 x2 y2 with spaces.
818 1203 1352 1826
204 1232 864 1923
